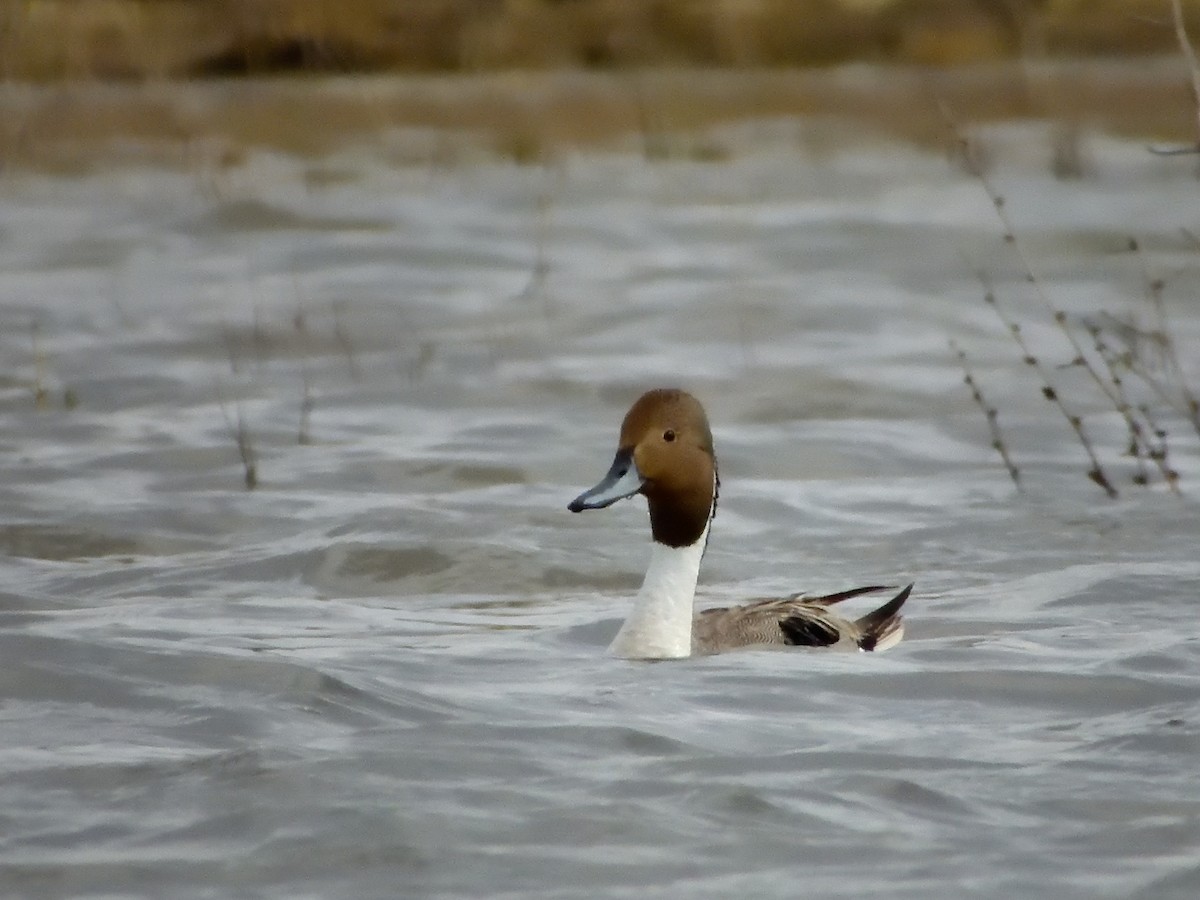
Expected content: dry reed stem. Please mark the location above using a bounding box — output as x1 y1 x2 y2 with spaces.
941 105 1118 493
1086 322 1150 485
1137 236 1200 428
215 381 258 490
512 173 554 318
971 267 1118 497
217 319 259 489
234 406 258 490
1136 402 1180 492
1085 320 1181 491
1149 0 1200 156
294 304 314 446
941 103 1185 494
1124 237 1200 438
949 112 1124 412
31 321 48 409
1172 0 1200 149
950 339 1022 490
332 300 362 381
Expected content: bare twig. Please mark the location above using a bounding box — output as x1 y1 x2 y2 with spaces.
1085 319 1181 491
234 407 257 490
295 306 314 445
1138 403 1180 492
1172 0 1200 149
332 300 361 381
971 268 1118 497
216 321 259 489
1085 323 1150 485
1127 237 1200 439
951 339 1022 490
1137 405 1176 494
1149 0 1200 157
31 320 47 409
1132 240 1200 436
215 381 258 490
940 105 1121 494
945 106 1124 409
517 178 551 299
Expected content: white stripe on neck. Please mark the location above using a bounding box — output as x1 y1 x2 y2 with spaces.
608 521 709 659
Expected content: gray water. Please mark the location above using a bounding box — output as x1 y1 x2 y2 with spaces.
1 116 1199 899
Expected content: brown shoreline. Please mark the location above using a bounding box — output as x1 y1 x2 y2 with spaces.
3 0 1199 79
1 59 1196 172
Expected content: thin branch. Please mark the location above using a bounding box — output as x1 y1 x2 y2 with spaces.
332 300 362 381
1149 0 1200 156
31 320 47 409
1085 319 1180 492
215 382 258 491
950 339 1022 490
1127 237 1200 439
971 267 1118 497
941 107 1119 493
943 104 1123 410
1172 0 1200 148
295 305 314 446
1138 402 1181 492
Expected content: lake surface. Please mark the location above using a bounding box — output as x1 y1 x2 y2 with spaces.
1 112 1199 899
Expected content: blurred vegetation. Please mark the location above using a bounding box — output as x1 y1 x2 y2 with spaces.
3 1 1197 170
1 0 1198 80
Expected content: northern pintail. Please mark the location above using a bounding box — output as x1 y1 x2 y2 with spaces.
569 388 912 659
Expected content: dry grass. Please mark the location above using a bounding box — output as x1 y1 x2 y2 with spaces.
4 0 1199 171
2 0 1200 80
1 60 1196 172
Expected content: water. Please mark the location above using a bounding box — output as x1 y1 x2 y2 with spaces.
1 114 1199 899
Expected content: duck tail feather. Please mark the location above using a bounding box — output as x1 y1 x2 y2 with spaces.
854 583 913 652
794 584 891 606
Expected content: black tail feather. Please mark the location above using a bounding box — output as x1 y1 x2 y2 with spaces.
791 584 891 606
855 583 913 651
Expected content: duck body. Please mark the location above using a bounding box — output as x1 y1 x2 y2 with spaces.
569 388 911 660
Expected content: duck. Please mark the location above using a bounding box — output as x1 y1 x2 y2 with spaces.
568 388 912 659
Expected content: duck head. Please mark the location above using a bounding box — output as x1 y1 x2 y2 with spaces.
568 388 717 548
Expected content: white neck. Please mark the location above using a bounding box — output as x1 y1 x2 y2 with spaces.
608 522 708 660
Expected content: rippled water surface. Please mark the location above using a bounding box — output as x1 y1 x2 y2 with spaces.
2 115 1199 899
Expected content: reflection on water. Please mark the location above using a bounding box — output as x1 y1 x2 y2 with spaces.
1 113 1199 899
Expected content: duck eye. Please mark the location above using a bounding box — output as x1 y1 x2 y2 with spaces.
663 430 676 443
